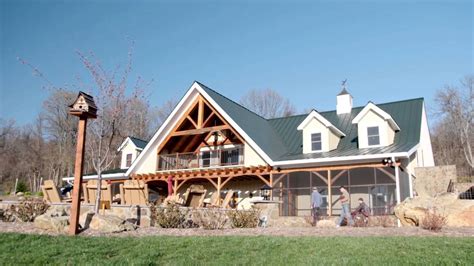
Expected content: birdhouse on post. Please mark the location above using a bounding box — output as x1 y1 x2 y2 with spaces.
68 91 97 235
69 91 98 118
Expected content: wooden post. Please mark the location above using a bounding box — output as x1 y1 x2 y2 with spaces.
217 176 221 204
69 117 87 235
269 173 273 199
327 170 332 216
173 178 178 196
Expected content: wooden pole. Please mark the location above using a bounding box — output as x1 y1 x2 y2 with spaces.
69 117 88 235
327 170 332 216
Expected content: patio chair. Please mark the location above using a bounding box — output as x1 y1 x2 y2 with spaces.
183 185 207 208
84 180 112 206
221 190 234 208
120 180 149 205
41 180 71 203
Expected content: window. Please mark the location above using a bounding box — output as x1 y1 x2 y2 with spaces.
126 154 132 167
221 148 241 165
201 151 211 167
311 133 322 151
367 126 380 146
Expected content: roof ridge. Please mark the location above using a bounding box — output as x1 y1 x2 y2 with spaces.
195 81 270 121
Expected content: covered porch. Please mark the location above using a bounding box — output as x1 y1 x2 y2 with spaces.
272 160 412 217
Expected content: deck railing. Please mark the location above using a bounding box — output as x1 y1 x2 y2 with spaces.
157 145 244 171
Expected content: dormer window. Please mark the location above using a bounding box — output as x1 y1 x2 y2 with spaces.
126 154 133 167
311 133 322 151
367 126 380 146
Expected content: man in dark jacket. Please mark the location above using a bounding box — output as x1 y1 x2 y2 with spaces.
311 187 322 226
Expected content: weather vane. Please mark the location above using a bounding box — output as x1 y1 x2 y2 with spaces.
341 79 348 90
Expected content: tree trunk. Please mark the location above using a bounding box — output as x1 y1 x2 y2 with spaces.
94 170 102 214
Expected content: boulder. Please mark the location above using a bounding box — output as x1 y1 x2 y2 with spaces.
34 214 69 233
395 193 474 227
89 214 137 233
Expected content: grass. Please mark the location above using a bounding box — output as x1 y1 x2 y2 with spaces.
0 233 473 265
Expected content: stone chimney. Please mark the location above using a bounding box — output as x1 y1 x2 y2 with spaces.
336 81 353 114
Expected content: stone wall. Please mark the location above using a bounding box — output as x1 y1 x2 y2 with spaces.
0 201 152 227
414 165 456 197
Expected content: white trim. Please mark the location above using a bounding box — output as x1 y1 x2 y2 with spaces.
273 148 419 167
352 102 401 131
297 110 346 137
117 137 144 152
310 132 323 153
62 172 127 182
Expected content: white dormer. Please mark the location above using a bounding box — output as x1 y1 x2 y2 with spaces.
117 137 147 169
352 102 400 148
298 110 346 154
336 88 353 114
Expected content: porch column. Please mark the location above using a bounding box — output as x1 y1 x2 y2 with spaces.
393 156 401 204
407 165 414 198
269 173 273 199
327 170 332 216
393 156 401 227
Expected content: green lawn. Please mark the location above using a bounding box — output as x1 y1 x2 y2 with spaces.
0 233 472 265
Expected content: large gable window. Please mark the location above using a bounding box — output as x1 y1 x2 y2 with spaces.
311 133 322 151
367 126 380 146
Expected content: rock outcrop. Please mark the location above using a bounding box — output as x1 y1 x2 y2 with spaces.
395 193 474 227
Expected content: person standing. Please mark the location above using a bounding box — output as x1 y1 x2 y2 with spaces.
336 186 353 227
311 187 322 226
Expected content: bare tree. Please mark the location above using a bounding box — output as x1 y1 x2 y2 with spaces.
76 46 152 213
434 75 473 173
239 89 296 119
149 99 177 133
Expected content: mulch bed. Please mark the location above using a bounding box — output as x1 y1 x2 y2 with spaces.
1 221 473 237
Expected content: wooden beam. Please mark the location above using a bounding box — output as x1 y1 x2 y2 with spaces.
186 116 198 129
274 162 400 174
220 176 236 189
172 125 230 137
272 173 288 186
312 171 328 184
331 170 348 184
377 167 396 182
197 97 204 128
157 97 199 154
202 112 215 128
255 174 271 187
205 178 218 189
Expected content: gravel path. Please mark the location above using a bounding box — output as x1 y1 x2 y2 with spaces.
1 221 473 238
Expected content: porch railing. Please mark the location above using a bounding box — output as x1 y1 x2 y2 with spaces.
157 146 244 171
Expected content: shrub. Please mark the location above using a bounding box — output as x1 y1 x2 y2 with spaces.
228 208 260 228
16 181 28 193
3 199 49 222
150 203 190 228
421 209 447 232
192 209 228 230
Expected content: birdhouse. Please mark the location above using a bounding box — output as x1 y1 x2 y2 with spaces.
69 91 98 118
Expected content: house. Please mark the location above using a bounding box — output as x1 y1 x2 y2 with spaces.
70 81 435 216
63 136 147 184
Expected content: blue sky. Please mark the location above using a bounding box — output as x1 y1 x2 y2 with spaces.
1 0 472 125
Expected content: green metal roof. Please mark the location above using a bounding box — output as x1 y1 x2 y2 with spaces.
84 168 127 176
129 137 148 149
199 81 423 162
